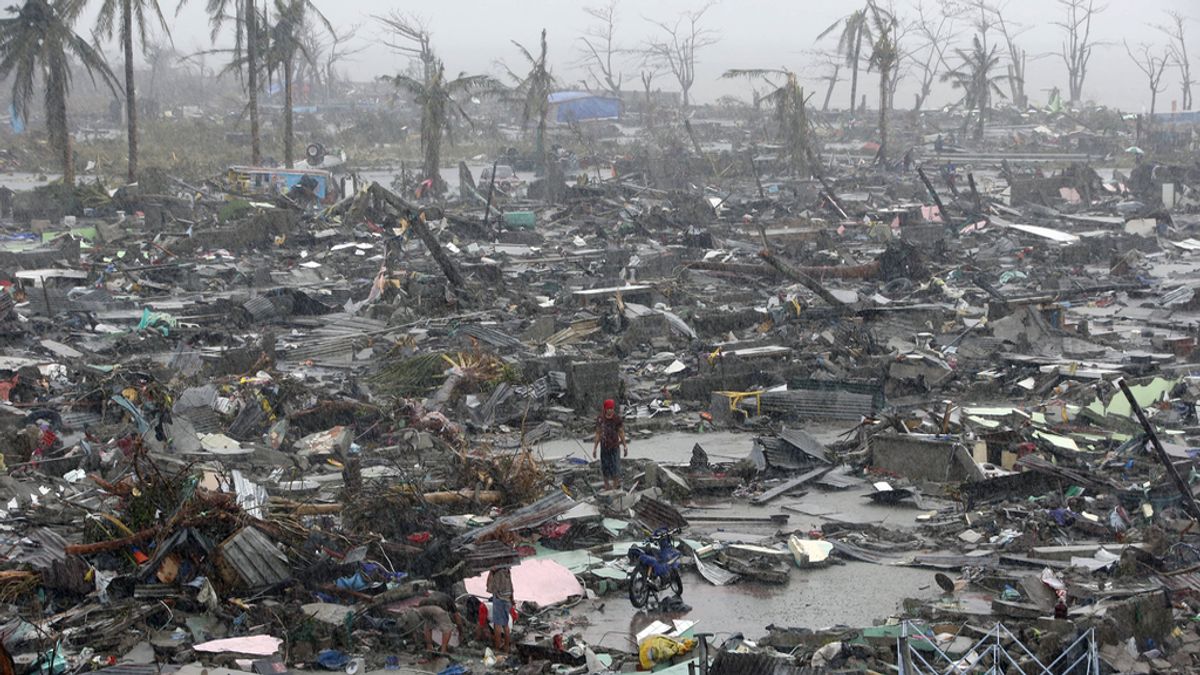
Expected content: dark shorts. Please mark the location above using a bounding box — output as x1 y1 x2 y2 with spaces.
600 446 621 479
491 597 512 628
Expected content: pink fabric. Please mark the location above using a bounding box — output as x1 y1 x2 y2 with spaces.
465 558 583 607
194 636 283 655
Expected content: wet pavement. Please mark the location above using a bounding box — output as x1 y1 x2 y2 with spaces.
572 560 938 652
536 429 937 652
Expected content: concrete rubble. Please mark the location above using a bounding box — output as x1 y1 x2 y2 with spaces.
5 102 1200 675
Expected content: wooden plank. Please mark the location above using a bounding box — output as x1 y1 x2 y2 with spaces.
751 466 831 505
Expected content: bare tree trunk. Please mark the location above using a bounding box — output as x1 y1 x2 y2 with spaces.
877 67 888 163
535 116 546 175
246 0 261 164
284 57 294 168
976 91 987 141
422 112 442 195
849 30 861 114
822 64 839 112
49 82 73 187
123 0 138 182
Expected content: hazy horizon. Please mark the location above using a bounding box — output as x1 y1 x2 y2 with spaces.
79 0 1199 113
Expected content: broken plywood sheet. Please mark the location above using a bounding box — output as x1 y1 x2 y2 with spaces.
997 221 1080 244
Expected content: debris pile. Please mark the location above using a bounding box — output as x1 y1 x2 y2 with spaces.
6 99 1200 675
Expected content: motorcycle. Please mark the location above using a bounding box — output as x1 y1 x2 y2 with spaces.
626 528 684 608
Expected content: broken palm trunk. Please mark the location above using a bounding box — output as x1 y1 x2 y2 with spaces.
365 182 465 288
755 222 852 314
918 167 953 233
1117 378 1200 521
686 259 880 280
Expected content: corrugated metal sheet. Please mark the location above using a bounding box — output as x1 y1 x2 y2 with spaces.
218 526 291 588
94 664 180 675
462 540 522 574
457 324 525 350
178 406 223 434
243 295 281 322
58 410 103 431
1161 571 1200 597
710 650 830 675
763 386 878 417
778 428 829 463
630 496 688 532
2 528 68 569
760 389 876 420
454 491 576 545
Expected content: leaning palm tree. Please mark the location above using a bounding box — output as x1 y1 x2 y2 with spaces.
204 0 261 163
262 0 331 167
866 2 897 164
382 62 499 197
941 34 1008 141
94 0 169 182
0 0 119 187
816 6 872 114
504 29 555 175
723 68 816 178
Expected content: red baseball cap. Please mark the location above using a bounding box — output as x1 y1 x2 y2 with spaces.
603 399 615 410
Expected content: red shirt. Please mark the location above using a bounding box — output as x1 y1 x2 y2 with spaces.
596 413 623 450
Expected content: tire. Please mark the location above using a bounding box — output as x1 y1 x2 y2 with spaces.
629 566 651 608
669 569 683 597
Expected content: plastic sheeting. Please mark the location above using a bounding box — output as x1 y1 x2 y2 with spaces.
547 92 620 124
464 558 583 607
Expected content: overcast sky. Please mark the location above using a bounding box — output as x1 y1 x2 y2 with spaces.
98 0 1198 112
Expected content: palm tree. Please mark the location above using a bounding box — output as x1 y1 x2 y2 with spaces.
866 2 897 164
0 0 118 187
723 68 815 177
204 0 261 163
941 34 1009 141
94 0 169 182
816 7 872 114
262 0 330 168
505 29 555 175
382 63 498 197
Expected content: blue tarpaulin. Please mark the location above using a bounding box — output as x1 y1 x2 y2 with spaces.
9 104 23 134
548 91 621 124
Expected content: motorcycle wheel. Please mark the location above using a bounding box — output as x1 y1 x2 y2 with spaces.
669 569 683 597
629 566 651 608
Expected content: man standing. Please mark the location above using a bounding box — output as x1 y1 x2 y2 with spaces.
592 399 628 490
486 564 514 653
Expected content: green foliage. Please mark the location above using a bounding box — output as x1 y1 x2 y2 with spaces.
219 198 253 221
